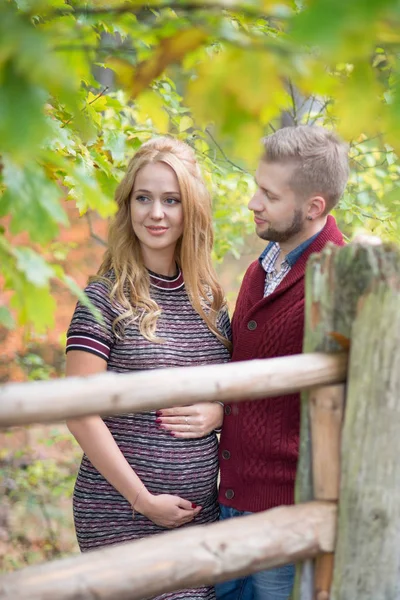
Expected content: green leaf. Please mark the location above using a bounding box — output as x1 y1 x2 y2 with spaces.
0 306 15 329
65 155 117 218
10 280 56 333
103 130 127 163
2 158 68 243
13 247 55 287
62 274 105 325
0 61 50 161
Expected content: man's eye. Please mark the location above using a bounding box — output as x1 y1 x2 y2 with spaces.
263 191 277 201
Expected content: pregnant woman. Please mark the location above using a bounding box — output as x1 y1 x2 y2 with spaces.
65 136 231 600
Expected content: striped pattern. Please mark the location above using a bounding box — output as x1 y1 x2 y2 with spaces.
66 334 110 360
66 270 231 600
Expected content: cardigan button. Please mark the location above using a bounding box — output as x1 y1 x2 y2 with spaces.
247 320 257 331
225 489 235 500
224 405 232 416
222 450 231 460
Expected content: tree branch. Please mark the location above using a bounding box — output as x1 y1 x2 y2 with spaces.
308 99 330 125
49 2 286 22
305 95 316 124
61 86 109 128
86 212 107 247
288 80 298 126
205 128 250 174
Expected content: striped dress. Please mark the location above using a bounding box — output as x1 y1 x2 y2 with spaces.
66 268 231 600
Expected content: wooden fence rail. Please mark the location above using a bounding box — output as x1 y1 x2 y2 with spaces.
0 502 336 600
0 352 347 428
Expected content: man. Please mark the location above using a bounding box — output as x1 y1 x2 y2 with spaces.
216 125 349 600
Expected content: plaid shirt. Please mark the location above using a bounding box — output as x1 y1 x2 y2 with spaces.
259 232 321 297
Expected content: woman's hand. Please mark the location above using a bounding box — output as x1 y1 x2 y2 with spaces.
135 490 202 528
156 402 223 438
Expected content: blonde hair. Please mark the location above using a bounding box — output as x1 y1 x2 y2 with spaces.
262 125 349 211
96 136 230 348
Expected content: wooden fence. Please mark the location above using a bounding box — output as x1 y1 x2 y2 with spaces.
0 241 399 600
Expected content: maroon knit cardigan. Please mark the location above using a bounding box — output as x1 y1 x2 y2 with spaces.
218 216 344 512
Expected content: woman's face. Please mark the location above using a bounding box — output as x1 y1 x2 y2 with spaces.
130 162 184 267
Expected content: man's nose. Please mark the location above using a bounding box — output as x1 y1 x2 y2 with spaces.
149 200 164 219
248 190 264 212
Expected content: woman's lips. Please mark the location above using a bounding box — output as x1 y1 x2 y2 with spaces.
145 226 168 236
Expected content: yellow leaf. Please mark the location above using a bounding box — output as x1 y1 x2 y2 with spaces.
179 116 194 132
232 122 265 171
187 49 284 123
107 58 134 89
334 63 383 139
107 29 208 99
136 90 169 132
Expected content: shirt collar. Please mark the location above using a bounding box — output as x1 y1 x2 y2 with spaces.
259 229 322 269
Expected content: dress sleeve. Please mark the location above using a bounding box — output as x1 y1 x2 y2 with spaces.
66 280 116 361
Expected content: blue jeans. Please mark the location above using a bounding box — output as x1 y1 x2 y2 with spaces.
215 505 295 600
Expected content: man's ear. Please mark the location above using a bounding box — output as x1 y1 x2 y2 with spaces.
307 195 326 220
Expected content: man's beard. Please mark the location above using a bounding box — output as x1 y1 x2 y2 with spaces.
257 208 304 243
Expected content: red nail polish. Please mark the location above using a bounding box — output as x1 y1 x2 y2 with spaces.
191 503 197 508
155 418 162 423
156 410 162 417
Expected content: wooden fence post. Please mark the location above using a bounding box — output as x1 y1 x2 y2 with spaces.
330 245 400 599
294 241 396 600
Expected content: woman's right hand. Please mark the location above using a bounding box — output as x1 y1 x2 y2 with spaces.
135 491 202 528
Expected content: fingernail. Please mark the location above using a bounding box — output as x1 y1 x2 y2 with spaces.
169 432 175 437
155 418 162 423
156 410 162 417
191 503 197 508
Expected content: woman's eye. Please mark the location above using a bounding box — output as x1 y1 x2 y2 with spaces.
136 195 150 203
164 197 181 205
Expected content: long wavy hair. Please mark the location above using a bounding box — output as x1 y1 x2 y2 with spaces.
96 136 230 348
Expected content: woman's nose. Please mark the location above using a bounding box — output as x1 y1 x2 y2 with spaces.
149 200 164 219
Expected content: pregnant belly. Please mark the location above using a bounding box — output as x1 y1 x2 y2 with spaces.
79 421 219 508
120 432 219 505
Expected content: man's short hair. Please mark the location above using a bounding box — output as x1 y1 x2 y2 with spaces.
262 125 349 212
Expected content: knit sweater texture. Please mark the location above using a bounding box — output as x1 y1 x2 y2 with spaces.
218 216 344 512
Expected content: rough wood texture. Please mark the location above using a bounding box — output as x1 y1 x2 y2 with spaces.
331 247 400 600
0 352 347 428
294 242 392 600
310 385 344 599
310 385 344 501
0 502 336 600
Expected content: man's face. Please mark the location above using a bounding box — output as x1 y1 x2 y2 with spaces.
248 160 306 243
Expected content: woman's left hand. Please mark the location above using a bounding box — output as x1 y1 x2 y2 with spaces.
156 402 223 438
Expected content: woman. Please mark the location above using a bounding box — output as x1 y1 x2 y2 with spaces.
66 137 231 600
